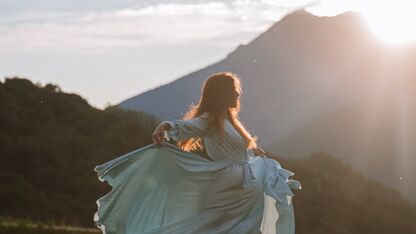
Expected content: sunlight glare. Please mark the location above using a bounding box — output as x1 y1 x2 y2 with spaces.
307 1 416 44
362 5 416 44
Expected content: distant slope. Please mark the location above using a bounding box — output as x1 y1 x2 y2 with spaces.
264 83 416 202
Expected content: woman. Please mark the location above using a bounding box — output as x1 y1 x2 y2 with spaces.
94 72 301 234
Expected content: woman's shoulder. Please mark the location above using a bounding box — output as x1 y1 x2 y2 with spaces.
200 112 209 117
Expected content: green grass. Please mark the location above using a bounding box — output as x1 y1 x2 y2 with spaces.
0 216 100 234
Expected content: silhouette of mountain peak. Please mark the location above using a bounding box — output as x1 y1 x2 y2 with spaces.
226 9 371 62
252 10 367 46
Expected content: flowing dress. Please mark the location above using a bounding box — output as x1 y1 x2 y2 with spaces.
93 112 301 234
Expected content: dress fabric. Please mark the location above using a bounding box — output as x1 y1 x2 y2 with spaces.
93 112 301 234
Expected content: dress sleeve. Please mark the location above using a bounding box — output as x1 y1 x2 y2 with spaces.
161 113 210 141
247 148 256 157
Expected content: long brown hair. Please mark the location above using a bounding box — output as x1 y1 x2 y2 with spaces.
176 72 258 152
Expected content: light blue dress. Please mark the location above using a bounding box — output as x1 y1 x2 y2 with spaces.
93 112 301 234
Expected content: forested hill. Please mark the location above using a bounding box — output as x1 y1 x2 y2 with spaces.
0 77 415 233
0 77 160 227
272 152 416 233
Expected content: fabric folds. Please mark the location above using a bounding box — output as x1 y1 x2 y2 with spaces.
94 142 301 234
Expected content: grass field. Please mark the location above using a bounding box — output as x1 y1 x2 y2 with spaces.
0 217 100 234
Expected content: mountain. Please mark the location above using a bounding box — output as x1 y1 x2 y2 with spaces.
117 10 416 202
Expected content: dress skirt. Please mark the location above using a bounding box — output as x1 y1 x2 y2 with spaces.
93 142 301 234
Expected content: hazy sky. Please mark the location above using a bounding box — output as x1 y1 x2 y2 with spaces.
1 0 415 109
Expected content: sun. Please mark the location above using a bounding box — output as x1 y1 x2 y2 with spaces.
362 7 416 44
307 1 416 45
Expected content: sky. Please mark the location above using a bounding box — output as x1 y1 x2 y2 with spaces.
1 0 415 109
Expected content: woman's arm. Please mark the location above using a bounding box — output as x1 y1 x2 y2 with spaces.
161 115 210 141
152 113 210 143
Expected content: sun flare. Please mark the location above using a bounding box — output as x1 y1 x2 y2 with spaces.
307 1 416 44
362 7 416 44
355 1 416 44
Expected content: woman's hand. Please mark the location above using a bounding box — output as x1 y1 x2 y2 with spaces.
252 147 267 158
152 123 168 144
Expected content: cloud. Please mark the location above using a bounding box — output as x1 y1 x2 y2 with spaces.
0 1 300 54
115 2 231 16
